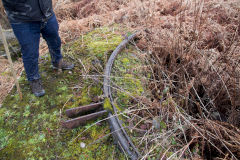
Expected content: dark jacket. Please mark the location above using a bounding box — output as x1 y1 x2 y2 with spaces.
2 0 53 23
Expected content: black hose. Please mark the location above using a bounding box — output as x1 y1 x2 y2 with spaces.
103 33 141 160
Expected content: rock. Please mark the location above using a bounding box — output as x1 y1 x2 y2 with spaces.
0 30 15 43
80 142 86 148
0 30 21 60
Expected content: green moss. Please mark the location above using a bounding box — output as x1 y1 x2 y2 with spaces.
78 88 92 105
0 128 8 150
0 26 144 160
121 57 130 65
90 86 103 96
87 35 122 58
103 98 113 113
67 27 123 62
111 49 145 109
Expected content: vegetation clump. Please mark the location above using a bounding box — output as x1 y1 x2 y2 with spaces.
0 27 141 159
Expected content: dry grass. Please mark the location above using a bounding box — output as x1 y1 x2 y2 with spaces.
0 58 23 104
0 1 10 28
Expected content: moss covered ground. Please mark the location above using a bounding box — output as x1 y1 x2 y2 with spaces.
0 26 146 159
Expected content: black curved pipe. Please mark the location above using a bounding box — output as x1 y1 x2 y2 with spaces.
103 33 141 160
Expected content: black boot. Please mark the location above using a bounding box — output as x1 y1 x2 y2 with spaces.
29 79 45 97
53 59 74 70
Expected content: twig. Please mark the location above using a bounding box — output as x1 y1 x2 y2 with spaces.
78 58 87 75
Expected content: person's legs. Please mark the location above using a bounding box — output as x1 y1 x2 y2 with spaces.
11 22 41 81
41 14 62 66
41 14 74 70
11 22 45 97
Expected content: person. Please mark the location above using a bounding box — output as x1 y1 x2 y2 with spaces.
2 0 74 97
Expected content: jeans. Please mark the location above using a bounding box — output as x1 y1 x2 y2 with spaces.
11 14 62 81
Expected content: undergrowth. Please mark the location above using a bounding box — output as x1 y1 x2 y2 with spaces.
0 27 138 160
